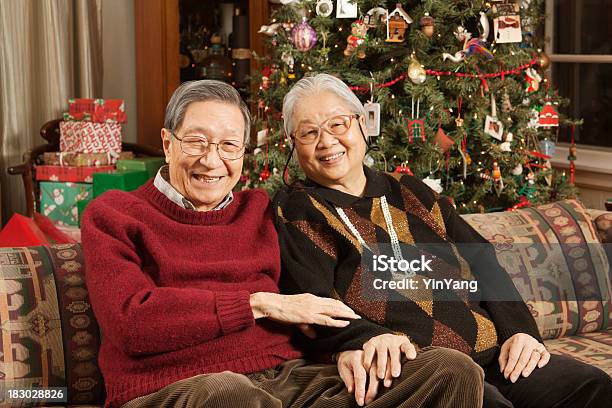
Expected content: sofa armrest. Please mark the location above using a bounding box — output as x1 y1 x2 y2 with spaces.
586 210 612 244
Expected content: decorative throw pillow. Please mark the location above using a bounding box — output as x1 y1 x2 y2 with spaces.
462 200 611 340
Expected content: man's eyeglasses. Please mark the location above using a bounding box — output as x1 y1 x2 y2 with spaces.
170 131 245 160
292 114 359 145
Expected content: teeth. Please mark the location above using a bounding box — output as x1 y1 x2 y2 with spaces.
194 175 222 183
320 152 344 162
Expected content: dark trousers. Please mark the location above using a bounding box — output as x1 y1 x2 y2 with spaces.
482 353 612 408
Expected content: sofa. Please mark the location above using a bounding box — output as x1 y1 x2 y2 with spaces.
1 199 610 407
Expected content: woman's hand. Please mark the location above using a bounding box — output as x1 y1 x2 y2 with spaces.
249 292 360 329
337 350 390 406
362 333 417 381
499 333 550 383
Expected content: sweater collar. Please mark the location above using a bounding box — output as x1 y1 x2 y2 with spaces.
304 165 390 207
137 179 239 225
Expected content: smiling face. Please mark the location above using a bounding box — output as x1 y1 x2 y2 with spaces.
292 91 367 195
161 100 244 211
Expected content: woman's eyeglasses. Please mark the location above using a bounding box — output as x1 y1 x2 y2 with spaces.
170 132 245 160
292 114 359 145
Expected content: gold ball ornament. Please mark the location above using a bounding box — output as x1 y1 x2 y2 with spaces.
539 51 551 69
408 54 427 84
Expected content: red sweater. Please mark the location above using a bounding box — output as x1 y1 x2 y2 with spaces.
81 181 302 407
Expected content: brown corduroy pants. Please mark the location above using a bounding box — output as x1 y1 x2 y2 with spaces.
121 347 484 408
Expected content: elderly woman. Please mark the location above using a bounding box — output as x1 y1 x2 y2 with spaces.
274 73 612 408
82 80 482 408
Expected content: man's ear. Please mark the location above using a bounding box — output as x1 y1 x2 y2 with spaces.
161 129 172 163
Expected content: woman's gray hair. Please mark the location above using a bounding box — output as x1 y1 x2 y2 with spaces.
282 73 366 138
164 80 251 145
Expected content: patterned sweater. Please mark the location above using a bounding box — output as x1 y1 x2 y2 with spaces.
273 166 542 366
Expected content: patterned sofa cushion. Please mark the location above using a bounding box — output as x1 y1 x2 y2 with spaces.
545 328 612 377
593 212 612 244
462 200 612 340
0 244 104 407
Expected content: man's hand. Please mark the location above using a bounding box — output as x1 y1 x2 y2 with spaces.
362 333 416 381
249 292 360 328
499 333 550 383
337 350 391 406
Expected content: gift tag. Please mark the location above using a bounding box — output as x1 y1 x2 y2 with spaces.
364 102 381 136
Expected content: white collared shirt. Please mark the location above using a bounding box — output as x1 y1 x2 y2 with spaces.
153 165 233 211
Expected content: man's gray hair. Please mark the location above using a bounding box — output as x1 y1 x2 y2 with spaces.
164 80 251 144
282 73 366 138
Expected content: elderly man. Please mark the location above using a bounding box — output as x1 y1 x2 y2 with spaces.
82 80 484 408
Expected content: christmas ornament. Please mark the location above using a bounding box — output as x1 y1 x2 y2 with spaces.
291 18 317 51
407 53 427 84
492 162 504 196
527 108 540 128
434 127 454 153
524 67 542 92
499 132 513 152
478 11 490 40
258 23 281 36
442 25 493 62
365 7 388 28
422 177 443 194
485 94 504 141
455 96 464 127
395 163 413 175
493 3 522 43
315 0 334 17
538 102 559 129
544 160 552 186
539 138 556 156
501 91 513 113
511 163 523 176
406 98 425 143
539 51 551 69
419 13 434 38
344 20 368 58
364 101 381 136
259 168 271 181
336 0 358 18
261 66 271 90
386 3 412 42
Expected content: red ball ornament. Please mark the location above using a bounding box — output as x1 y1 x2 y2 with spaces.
291 18 317 52
259 168 271 181
394 165 413 175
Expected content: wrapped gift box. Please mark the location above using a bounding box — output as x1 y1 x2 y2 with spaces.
94 99 127 123
67 98 95 121
66 98 127 123
93 170 149 198
42 151 134 166
116 157 165 178
60 121 122 153
36 165 115 183
40 181 93 227
77 199 92 227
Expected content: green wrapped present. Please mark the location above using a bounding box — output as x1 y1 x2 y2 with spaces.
93 170 149 197
40 181 93 227
77 198 93 226
116 157 165 178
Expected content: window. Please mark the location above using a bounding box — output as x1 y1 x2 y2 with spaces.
546 0 612 147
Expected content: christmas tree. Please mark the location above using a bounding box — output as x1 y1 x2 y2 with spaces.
242 0 578 213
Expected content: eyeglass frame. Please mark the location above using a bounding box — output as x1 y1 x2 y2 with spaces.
290 114 361 145
168 130 246 161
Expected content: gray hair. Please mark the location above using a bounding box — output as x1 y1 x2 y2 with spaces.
164 80 251 144
282 73 366 138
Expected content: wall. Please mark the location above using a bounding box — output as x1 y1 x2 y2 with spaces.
102 0 137 143
551 144 612 210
